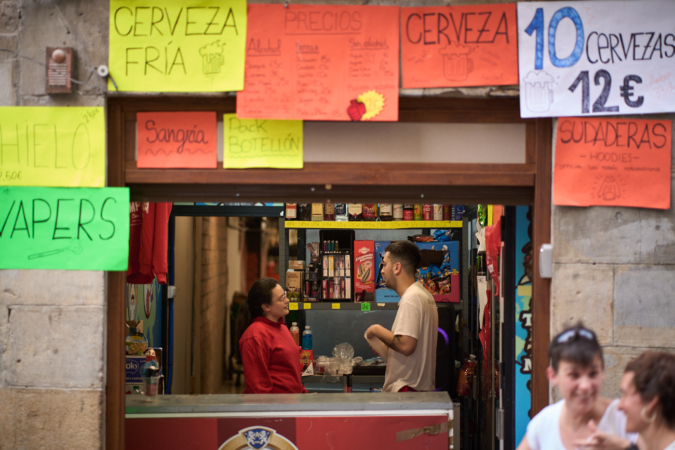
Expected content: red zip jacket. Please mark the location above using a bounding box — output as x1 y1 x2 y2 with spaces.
239 317 307 394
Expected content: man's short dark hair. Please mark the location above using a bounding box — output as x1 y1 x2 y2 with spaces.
385 241 421 275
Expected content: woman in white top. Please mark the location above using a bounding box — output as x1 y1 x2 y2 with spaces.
587 351 675 450
517 324 637 450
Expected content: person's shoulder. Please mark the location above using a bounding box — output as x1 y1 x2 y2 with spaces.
529 400 564 429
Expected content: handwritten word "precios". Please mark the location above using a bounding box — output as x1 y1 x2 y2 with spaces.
284 10 362 33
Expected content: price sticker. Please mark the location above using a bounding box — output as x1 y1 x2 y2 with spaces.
361 302 371 311
289 302 298 310
304 303 312 310
332 303 340 310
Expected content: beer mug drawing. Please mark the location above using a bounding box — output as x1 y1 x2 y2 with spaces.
439 44 473 81
523 71 554 112
199 40 225 75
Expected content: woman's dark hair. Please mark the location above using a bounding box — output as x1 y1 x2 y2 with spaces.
625 351 675 428
549 322 603 371
385 241 422 275
235 278 279 358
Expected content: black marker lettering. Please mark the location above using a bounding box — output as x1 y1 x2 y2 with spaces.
437 13 450 45
150 7 164 36
220 8 238 35
609 34 622 63
99 198 116 241
653 123 667 148
134 7 150 36
164 7 183 36
0 200 16 237
77 199 95 241
204 7 221 35
114 7 133 36
10 201 30 238
32 199 51 238
53 199 73 240
423 13 435 45
642 32 655 60
492 12 509 44
406 14 422 44
476 12 491 43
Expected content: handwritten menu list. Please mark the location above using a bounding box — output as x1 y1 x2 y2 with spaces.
237 5 399 121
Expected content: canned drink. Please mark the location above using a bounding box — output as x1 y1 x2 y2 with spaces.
413 204 423 220
443 205 452 221
422 204 433 220
433 204 443 220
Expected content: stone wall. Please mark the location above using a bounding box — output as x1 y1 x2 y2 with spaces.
550 114 675 399
0 0 109 448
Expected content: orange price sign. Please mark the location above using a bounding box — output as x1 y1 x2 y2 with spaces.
401 3 518 89
553 118 672 209
237 4 399 121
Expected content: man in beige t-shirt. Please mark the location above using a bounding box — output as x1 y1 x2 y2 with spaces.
366 241 438 392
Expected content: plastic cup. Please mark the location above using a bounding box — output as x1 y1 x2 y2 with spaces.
142 376 160 402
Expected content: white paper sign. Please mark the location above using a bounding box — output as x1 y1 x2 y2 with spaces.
518 1 675 118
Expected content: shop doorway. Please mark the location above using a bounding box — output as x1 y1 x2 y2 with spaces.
105 96 552 450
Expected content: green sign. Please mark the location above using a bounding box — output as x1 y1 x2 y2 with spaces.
360 302 371 311
0 187 130 270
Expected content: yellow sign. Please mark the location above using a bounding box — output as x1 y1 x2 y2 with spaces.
0 107 105 187
289 302 298 310
223 114 303 169
109 0 247 92
303 303 311 310
332 303 340 310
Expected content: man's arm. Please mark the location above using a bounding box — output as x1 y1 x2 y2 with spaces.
366 324 418 356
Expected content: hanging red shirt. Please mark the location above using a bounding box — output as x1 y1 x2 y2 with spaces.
239 317 307 394
127 202 172 285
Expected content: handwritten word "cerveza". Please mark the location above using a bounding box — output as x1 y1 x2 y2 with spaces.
143 120 209 154
113 6 238 37
586 32 675 65
405 11 509 45
558 119 668 149
0 197 118 241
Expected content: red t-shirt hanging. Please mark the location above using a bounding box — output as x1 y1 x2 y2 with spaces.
127 202 172 285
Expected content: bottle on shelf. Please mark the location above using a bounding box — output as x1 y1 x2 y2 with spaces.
312 203 324 221
393 204 403 221
298 203 310 221
443 205 452 221
285 203 297 220
379 204 393 221
302 326 313 350
324 203 336 221
290 322 300 347
362 203 378 221
335 204 348 221
348 203 363 221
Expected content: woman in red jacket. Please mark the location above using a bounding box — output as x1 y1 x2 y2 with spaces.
237 278 307 394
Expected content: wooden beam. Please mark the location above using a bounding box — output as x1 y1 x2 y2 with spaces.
531 118 553 417
106 103 126 450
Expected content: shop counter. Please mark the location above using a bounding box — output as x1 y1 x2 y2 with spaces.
126 392 455 449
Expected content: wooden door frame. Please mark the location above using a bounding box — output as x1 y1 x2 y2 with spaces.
105 95 551 449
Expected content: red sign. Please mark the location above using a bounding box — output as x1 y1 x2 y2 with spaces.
401 4 518 89
126 415 449 449
554 118 672 209
137 112 217 169
237 4 399 122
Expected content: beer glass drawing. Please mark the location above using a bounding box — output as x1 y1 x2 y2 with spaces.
523 71 554 112
439 44 473 82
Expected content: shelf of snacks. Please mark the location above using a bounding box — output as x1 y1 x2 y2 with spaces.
288 301 456 311
285 220 462 229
